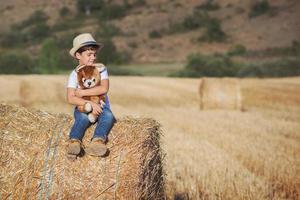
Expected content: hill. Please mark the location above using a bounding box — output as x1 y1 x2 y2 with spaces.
0 0 299 63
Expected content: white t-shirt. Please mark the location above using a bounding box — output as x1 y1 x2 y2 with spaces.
67 67 110 107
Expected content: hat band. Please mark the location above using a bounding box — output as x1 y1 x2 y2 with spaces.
80 41 98 46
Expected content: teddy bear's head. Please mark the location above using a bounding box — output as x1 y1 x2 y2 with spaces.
77 65 100 89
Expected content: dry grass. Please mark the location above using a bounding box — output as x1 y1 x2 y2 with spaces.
0 75 300 199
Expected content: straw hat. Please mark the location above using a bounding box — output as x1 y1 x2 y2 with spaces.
69 33 103 58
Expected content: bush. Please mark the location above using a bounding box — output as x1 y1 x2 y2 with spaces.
0 53 33 74
0 32 27 47
5 10 51 45
57 51 78 71
291 40 300 55
166 10 213 34
97 39 131 65
124 0 146 9
56 33 79 49
98 4 127 20
59 6 71 17
196 0 220 11
27 23 51 42
149 30 162 38
198 18 226 42
11 10 48 31
52 17 84 32
249 0 270 18
227 44 247 56
36 39 60 74
184 53 240 77
167 10 227 43
128 41 138 48
238 58 300 77
172 51 300 78
96 23 121 38
169 70 200 78
46 34 79 71
167 22 185 34
183 10 210 31
108 66 142 76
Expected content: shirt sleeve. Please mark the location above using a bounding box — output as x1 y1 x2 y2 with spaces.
100 67 109 80
67 70 78 88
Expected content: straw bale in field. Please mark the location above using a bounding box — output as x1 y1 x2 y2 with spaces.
199 78 242 110
19 79 65 108
0 103 165 199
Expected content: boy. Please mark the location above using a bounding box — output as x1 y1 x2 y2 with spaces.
66 33 116 158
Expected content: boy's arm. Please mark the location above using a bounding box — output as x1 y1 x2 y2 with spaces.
67 88 88 106
67 88 103 114
75 79 109 97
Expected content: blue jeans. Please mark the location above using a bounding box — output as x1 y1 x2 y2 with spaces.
69 104 116 141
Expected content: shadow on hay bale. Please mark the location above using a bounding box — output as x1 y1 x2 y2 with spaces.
199 78 242 110
0 104 165 199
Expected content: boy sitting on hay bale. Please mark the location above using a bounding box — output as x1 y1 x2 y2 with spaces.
66 33 116 159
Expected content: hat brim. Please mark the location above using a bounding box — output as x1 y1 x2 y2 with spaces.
69 42 104 58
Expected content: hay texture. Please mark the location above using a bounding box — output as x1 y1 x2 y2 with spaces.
0 104 165 199
199 78 242 110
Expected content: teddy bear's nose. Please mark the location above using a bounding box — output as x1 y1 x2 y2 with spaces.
88 81 92 86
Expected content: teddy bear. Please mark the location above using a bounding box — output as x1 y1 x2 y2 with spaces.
76 64 106 123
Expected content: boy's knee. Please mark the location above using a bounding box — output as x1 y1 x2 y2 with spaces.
100 109 116 122
77 113 91 124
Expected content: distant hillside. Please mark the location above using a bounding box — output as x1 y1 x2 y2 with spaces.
0 0 299 64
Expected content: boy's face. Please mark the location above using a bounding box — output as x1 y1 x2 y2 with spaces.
75 49 97 65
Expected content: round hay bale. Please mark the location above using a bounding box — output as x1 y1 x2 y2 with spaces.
19 80 32 107
19 79 66 108
0 75 21 104
0 104 165 199
199 78 242 110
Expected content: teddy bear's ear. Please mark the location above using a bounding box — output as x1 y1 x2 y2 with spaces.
77 70 84 88
75 64 86 73
93 63 106 73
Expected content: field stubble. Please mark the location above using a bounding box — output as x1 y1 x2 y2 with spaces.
0 75 299 199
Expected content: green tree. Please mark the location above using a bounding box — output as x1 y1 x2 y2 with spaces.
185 53 239 77
59 6 71 17
28 23 51 42
198 18 226 42
97 39 130 65
37 39 60 74
0 53 33 74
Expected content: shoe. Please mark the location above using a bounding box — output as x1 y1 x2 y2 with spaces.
66 139 81 156
85 137 108 157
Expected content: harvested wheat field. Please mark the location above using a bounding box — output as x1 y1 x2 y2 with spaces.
0 75 300 200
0 104 165 199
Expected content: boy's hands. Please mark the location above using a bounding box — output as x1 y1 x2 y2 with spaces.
75 89 106 115
90 101 102 115
89 101 105 115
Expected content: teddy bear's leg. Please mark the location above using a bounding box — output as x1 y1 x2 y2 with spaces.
88 113 97 123
77 105 85 112
84 102 93 113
